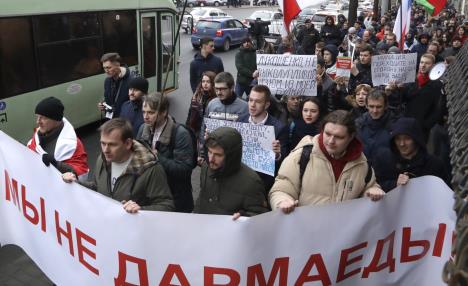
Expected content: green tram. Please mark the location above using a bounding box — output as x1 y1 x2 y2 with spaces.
0 0 180 143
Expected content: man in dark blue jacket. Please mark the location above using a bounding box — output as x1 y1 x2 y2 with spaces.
373 117 449 192
120 77 148 136
238 85 287 194
190 37 224 92
99 52 133 118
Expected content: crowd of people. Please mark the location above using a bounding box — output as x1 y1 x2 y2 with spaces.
28 2 465 219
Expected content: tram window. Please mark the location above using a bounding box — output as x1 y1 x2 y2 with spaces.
102 11 138 66
37 39 101 87
0 18 38 99
161 15 174 73
69 13 100 38
36 15 70 43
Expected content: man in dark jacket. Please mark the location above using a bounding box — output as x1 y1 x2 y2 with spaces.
190 37 224 92
373 117 449 192
99 52 133 118
349 44 373 94
297 19 320 55
320 16 342 46
400 53 442 140
410 33 430 64
238 85 288 193
316 57 351 114
356 89 394 166
194 127 269 217
137 93 196 213
235 37 257 99
62 118 174 213
119 77 147 136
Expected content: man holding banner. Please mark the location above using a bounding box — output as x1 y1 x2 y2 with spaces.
270 110 385 213
194 127 268 217
63 118 174 213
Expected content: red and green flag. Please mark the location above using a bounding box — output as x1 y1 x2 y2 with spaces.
415 0 447 16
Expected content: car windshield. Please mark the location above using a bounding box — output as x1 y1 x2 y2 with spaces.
250 11 272 20
312 14 328 22
196 21 221 29
192 9 207 16
300 8 315 15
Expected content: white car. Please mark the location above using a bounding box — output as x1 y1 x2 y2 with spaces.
324 3 342 11
182 7 230 33
310 10 345 31
203 0 228 6
243 10 285 35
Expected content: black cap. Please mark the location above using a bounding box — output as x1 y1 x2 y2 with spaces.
129 77 149 94
35 97 64 121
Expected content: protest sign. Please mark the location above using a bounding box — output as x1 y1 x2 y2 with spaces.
204 118 276 176
0 130 455 286
257 54 317 96
371 53 417 86
336 56 352 78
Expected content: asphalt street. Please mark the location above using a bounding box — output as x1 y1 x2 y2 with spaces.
0 5 279 286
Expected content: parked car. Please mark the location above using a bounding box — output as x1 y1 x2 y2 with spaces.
191 18 249 51
310 10 345 31
324 3 342 11
296 6 319 24
202 0 228 6
182 7 229 33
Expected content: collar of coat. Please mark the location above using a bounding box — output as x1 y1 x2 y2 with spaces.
102 140 157 176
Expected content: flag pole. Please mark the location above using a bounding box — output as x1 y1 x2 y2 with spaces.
399 0 404 51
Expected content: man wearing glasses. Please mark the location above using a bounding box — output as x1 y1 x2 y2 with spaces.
98 52 134 118
190 37 224 93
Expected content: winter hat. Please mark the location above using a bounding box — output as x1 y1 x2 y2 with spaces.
388 46 401 54
323 44 339 60
129 77 149 94
35 97 64 121
348 27 357 34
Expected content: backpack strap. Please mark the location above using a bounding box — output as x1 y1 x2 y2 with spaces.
299 144 313 182
364 162 372 185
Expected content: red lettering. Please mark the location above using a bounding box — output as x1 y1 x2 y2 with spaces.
76 227 99 275
4 170 20 209
160 264 190 286
114 251 149 286
401 227 430 263
336 242 368 282
432 223 447 257
204 266 240 286
54 210 74 256
21 184 39 225
40 197 46 232
362 231 395 278
247 257 289 286
295 254 331 286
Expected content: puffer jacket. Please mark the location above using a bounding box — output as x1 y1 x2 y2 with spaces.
235 46 257 86
83 141 174 211
194 127 269 216
269 134 380 209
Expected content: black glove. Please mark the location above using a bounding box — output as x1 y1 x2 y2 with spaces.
42 153 57 167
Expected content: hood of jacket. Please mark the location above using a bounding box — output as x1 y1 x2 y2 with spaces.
323 44 338 62
389 117 426 154
206 127 242 177
101 140 157 176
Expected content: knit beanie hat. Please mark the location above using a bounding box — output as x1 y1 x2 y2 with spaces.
129 77 149 94
35 97 64 121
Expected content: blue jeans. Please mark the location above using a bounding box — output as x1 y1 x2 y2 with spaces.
235 83 252 100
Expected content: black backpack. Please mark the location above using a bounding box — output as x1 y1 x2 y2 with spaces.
169 123 198 169
299 144 372 186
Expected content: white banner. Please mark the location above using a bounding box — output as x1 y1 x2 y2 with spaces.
0 131 455 286
371 53 417 86
204 118 276 176
257 54 317 96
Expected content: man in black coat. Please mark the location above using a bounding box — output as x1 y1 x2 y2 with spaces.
296 19 320 55
373 117 449 192
190 37 224 92
349 44 373 94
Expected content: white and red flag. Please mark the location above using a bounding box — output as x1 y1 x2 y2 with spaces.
393 0 413 49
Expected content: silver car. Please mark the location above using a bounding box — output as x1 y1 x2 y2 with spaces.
182 7 229 33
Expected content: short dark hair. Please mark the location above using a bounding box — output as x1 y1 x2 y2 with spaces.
366 89 387 107
99 118 133 141
142 92 170 113
214 72 235 89
200 37 214 47
100 52 121 64
250 85 271 103
320 110 356 136
360 44 374 55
